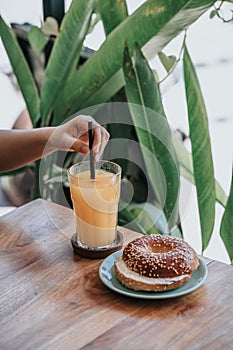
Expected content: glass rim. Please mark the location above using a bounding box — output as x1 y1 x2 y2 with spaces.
67 160 121 181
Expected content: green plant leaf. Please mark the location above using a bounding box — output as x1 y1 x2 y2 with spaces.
136 202 168 235
0 16 40 124
119 200 182 238
123 43 180 229
98 0 128 35
158 51 176 73
40 0 95 124
183 44 215 252
215 181 228 208
0 166 32 177
209 9 217 18
172 134 227 207
126 206 160 235
64 0 215 116
87 12 101 35
119 201 163 235
28 26 49 53
170 225 183 238
100 100 133 178
220 171 233 263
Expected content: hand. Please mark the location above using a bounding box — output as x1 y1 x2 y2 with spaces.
50 115 110 160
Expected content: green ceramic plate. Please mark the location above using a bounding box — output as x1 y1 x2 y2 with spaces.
99 250 208 299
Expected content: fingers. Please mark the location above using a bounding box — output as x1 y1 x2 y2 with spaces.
92 125 101 153
87 118 110 159
94 127 110 161
64 114 110 158
92 125 109 149
70 139 89 154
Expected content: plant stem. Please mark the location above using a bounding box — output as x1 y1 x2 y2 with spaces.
158 31 187 86
214 1 233 22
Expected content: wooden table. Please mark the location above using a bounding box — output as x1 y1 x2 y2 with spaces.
0 199 232 350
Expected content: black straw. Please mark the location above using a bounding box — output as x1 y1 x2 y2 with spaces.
88 121 95 179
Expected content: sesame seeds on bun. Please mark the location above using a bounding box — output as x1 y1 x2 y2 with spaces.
114 234 199 292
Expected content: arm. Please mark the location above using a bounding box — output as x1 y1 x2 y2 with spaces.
0 127 54 171
0 115 109 172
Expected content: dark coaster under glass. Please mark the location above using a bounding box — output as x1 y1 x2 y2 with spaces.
71 230 124 259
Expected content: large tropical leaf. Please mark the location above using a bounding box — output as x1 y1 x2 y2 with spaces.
183 44 215 252
0 17 40 124
220 171 233 263
172 134 228 207
119 200 173 236
98 101 133 178
98 0 128 35
28 26 49 54
40 0 95 124
123 43 180 229
119 201 160 235
62 0 215 117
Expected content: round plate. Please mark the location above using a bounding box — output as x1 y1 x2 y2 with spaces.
99 250 208 299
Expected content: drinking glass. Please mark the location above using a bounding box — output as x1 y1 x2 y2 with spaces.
68 160 121 249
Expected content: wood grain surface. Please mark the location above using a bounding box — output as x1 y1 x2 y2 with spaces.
0 199 232 350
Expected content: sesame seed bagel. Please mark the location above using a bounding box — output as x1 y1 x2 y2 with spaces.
114 234 199 292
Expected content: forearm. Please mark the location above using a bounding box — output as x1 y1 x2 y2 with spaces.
0 128 55 172
0 115 110 172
